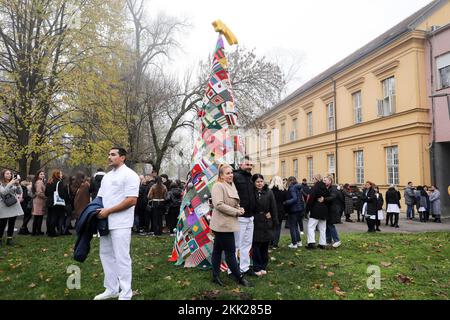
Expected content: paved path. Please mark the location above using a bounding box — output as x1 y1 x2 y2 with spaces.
281 215 450 234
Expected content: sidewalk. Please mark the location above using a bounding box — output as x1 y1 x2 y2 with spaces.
281 215 450 234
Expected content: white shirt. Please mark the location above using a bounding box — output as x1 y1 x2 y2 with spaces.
97 164 140 230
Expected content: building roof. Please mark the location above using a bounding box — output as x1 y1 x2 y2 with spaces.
259 0 448 121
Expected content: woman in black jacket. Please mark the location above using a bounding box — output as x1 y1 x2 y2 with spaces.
268 176 288 249
252 174 278 276
385 185 401 228
305 174 328 249
45 169 69 237
324 175 342 248
374 186 384 232
360 181 377 232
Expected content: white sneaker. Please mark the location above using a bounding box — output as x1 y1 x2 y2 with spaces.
332 241 342 248
260 270 267 275
288 243 298 249
297 242 303 247
255 271 264 277
300 231 304 235
93 290 119 300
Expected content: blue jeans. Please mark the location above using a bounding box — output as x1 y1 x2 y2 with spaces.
272 222 282 247
288 213 300 245
406 204 415 219
326 223 340 244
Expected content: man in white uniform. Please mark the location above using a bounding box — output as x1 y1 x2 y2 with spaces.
93 147 140 300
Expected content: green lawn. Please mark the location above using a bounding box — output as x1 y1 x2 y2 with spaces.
0 232 449 300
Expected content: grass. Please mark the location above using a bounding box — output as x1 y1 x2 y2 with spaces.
0 232 449 300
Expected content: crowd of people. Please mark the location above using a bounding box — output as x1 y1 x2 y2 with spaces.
0 155 444 294
208 157 443 286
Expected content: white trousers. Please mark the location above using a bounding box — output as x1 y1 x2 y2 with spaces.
307 218 327 246
234 216 254 273
99 228 132 300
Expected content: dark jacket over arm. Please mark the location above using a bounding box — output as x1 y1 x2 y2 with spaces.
73 197 108 262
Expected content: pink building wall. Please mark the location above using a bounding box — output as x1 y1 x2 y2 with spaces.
426 25 450 143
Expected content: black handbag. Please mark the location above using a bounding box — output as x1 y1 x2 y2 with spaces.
2 192 18 207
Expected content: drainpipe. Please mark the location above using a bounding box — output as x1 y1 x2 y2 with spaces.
426 35 436 186
332 77 338 184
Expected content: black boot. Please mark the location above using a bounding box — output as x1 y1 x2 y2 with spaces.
212 276 225 287
18 227 30 235
237 275 252 287
6 237 13 246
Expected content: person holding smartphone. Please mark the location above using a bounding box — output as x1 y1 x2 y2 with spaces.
0 169 24 246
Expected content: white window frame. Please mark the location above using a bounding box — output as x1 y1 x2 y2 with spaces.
353 91 362 124
307 157 313 182
327 154 335 175
355 151 364 184
293 159 298 178
377 77 396 117
307 112 313 137
386 146 399 185
327 102 335 131
290 118 298 141
281 123 286 144
437 53 450 89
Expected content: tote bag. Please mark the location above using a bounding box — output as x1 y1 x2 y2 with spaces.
53 181 66 206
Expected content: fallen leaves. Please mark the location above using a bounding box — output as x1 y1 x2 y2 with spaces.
312 283 323 289
28 283 36 288
164 276 172 280
380 261 392 267
331 281 346 297
395 274 414 284
327 272 335 277
144 265 154 271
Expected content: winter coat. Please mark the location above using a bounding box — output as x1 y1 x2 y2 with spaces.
301 183 311 202
74 181 91 218
404 186 415 206
429 190 441 216
361 187 377 215
233 169 256 218
89 172 105 199
376 192 384 211
210 181 241 233
136 182 151 212
0 183 24 219
324 185 341 225
20 182 33 214
253 186 278 243
32 180 47 216
385 188 401 207
306 181 329 220
418 190 428 210
284 183 305 214
166 187 183 208
271 187 288 223
45 179 69 209
343 190 354 216
73 197 108 262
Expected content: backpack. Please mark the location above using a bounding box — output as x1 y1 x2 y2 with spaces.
171 189 182 206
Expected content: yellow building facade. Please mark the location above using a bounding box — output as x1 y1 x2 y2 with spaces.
248 0 450 194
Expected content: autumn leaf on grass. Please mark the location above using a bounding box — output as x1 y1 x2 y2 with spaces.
164 276 172 280
327 272 335 277
320 264 327 270
28 283 37 288
231 287 241 294
331 281 346 297
288 261 295 267
132 290 141 296
144 265 154 271
312 283 323 289
41 248 48 252
395 274 413 284
380 261 392 267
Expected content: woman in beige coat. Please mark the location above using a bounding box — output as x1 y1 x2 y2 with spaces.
31 170 46 236
210 164 251 287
